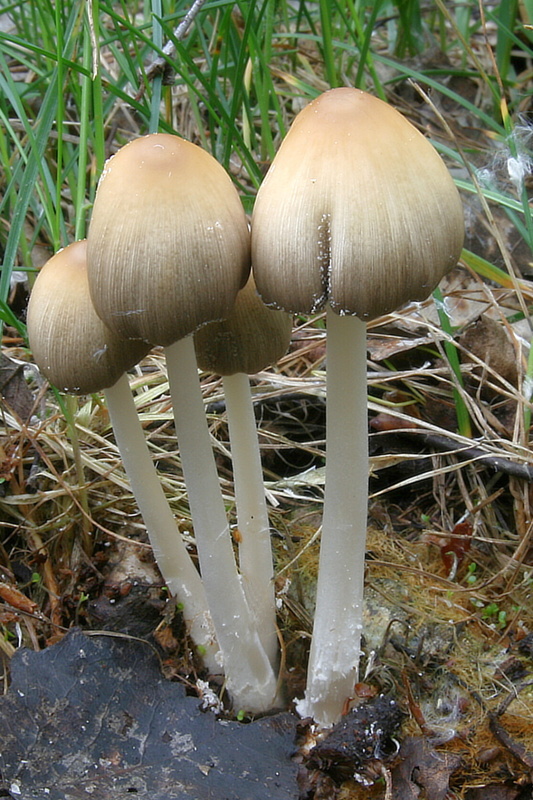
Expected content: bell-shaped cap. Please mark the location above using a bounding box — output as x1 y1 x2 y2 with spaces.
27 240 150 394
251 87 465 320
87 133 250 346
194 273 292 376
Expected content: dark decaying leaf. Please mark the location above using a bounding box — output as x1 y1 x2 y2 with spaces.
308 693 405 783
391 736 462 800
0 352 35 422
465 784 528 800
0 629 299 800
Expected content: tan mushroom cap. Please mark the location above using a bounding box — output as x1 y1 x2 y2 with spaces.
251 87 465 320
87 133 251 346
194 273 292 376
27 240 150 395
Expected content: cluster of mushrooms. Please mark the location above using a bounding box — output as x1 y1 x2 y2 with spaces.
27 88 464 728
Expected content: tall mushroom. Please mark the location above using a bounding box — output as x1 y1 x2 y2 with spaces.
251 87 465 726
194 273 293 668
26 240 219 669
86 134 278 712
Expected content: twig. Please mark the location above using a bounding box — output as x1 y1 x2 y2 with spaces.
393 428 533 482
145 0 206 83
489 682 533 769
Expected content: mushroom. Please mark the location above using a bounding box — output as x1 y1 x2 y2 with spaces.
86 134 278 712
194 273 293 668
26 240 219 671
251 87 465 726
86 134 249 346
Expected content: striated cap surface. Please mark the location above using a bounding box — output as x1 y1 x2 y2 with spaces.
251 87 464 320
194 274 292 376
87 133 250 346
27 240 150 394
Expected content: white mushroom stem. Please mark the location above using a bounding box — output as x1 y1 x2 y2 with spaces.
103 372 219 672
222 372 278 668
296 308 368 727
164 336 278 713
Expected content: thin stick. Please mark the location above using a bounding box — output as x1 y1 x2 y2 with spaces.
145 0 206 82
387 428 533 482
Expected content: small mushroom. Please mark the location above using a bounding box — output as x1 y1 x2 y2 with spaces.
252 87 464 726
194 274 292 667
87 133 249 346
27 240 218 669
87 135 278 713
28 241 149 395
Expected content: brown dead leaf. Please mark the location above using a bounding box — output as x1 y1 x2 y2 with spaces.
460 315 519 389
0 352 35 422
465 783 524 800
423 521 473 578
0 582 41 617
367 334 434 361
391 736 462 800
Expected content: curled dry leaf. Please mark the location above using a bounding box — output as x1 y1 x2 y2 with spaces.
0 581 40 617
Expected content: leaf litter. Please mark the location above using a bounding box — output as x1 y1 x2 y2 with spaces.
3 11 533 800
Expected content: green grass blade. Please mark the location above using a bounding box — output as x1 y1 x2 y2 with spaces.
432 286 472 439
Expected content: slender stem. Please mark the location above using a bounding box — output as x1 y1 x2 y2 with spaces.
104 373 219 672
64 394 93 555
75 22 91 241
165 337 277 712
319 0 338 88
223 372 278 668
149 0 163 133
433 286 471 438
54 0 64 250
297 308 368 727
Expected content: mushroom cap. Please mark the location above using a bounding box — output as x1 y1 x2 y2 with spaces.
251 87 465 320
194 273 292 376
27 240 151 394
87 133 251 346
